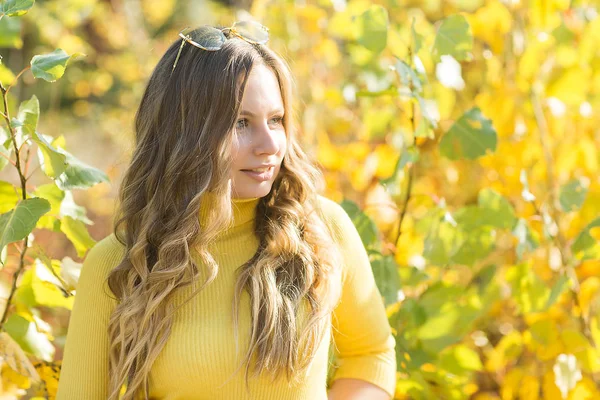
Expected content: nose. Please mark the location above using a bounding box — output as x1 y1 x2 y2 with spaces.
253 120 280 155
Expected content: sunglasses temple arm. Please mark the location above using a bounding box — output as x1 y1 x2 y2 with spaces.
171 39 186 75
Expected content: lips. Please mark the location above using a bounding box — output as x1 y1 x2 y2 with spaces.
241 165 276 172
241 166 275 181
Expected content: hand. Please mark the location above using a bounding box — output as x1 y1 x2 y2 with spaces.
327 378 392 400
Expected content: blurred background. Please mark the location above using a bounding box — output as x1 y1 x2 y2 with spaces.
0 0 599 398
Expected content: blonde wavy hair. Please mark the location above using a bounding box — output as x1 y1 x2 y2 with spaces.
105 26 343 399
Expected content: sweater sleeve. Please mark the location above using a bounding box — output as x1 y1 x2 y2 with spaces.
319 196 397 398
56 234 125 400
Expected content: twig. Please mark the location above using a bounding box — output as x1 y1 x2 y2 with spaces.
6 66 31 95
529 91 597 357
0 81 31 330
393 39 419 248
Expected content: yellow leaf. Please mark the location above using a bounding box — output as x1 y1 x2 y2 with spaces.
527 319 563 360
474 87 518 138
31 360 61 399
373 144 399 179
560 330 590 353
0 332 40 380
296 5 328 34
530 0 569 30
501 367 524 400
568 377 600 399
547 67 591 106
485 331 523 372
543 369 564 400
578 277 600 318
2 363 31 389
467 0 512 54
0 63 16 87
519 375 541 400
316 132 343 170
141 0 175 28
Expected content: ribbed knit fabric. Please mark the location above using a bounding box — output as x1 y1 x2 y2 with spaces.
55 194 396 399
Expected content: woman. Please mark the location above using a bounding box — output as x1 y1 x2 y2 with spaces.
56 22 396 400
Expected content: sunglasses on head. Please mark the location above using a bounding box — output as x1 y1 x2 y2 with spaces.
171 21 270 75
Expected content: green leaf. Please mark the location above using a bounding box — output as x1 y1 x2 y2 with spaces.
505 262 551 314
472 264 498 296
439 344 483 374
395 59 423 93
16 95 39 135
414 115 434 139
340 199 380 251
512 218 539 260
0 197 51 262
1 0 35 18
418 282 464 316
451 225 495 267
432 14 473 62
418 303 462 353
369 250 401 306
414 93 439 131
356 5 388 54
571 217 600 261
0 14 22 48
60 215 96 257
439 107 497 160
60 190 92 224
33 183 64 230
4 314 54 361
380 146 419 188
411 18 423 54
477 188 517 229
545 275 570 310
30 49 85 82
0 125 13 173
558 178 588 212
53 146 110 190
14 95 68 178
33 131 68 178
398 265 430 288
423 218 461 266
33 183 64 211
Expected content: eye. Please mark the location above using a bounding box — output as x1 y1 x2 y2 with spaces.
269 116 284 126
236 118 248 130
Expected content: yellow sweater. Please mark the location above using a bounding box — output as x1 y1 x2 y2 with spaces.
56 194 396 399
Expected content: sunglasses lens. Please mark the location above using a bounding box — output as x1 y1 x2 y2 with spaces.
188 26 226 50
232 21 269 44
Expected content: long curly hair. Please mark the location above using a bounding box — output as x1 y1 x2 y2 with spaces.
104 26 343 399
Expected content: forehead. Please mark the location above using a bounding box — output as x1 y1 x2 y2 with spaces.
240 64 283 112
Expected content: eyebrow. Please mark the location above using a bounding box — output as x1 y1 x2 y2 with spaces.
239 109 284 117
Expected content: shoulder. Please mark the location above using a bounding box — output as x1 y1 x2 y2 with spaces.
89 232 126 259
81 232 127 279
314 194 357 244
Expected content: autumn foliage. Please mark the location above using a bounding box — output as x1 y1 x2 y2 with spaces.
0 0 599 399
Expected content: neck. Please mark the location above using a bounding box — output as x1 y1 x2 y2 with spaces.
198 191 261 229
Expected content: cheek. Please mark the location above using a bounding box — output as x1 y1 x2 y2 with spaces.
230 136 249 164
278 134 288 155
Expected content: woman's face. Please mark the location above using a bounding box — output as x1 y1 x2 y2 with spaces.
230 64 287 199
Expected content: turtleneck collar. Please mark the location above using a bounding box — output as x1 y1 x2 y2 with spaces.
198 191 261 229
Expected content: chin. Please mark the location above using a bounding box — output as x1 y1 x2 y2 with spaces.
232 183 273 199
